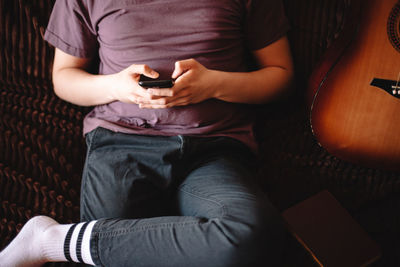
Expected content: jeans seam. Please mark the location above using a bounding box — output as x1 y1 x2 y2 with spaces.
86 127 102 162
81 127 102 221
178 186 228 219
90 232 104 266
96 220 201 238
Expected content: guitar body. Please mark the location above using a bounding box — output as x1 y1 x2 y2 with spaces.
308 0 400 171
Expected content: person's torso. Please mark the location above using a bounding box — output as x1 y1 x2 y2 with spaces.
83 0 254 139
86 0 248 77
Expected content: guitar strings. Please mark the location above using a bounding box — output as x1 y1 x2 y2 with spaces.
393 71 400 95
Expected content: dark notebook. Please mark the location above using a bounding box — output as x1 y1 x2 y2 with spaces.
282 190 381 267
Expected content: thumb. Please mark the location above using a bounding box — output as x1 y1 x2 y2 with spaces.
129 64 159 79
172 59 196 79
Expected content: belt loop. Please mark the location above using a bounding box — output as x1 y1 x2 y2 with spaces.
177 135 185 156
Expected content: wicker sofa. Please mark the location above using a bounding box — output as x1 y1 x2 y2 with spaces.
0 0 399 266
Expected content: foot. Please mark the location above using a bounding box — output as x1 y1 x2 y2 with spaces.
0 216 59 267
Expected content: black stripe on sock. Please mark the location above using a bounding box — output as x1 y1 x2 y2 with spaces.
76 222 89 263
64 223 78 262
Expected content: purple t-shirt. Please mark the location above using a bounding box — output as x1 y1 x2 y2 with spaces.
44 0 289 151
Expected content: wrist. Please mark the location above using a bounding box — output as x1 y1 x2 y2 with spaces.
102 73 120 103
210 70 228 100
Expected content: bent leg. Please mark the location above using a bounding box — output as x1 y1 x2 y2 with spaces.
89 138 285 267
175 151 285 266
80 128 181 221
0 136 284 267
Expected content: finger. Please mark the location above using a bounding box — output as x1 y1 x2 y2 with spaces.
129 64 159 79
160 96 191 108
147 88 175 97
138 97 170 106
139 94 192 109
151 88 191 103
135 86 153 98
171 59 196 79
139 100 185 109
127 95 139 104
127 92 151 103
142 93 192 108
139 102 170 109
169 71 193 95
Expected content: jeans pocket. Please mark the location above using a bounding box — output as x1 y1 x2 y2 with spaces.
85 127 106 156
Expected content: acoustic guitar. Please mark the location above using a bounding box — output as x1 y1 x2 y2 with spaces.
308 0 400 171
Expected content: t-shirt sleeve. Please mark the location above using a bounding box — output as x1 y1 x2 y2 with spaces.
44 0 98 58
245 0 290 51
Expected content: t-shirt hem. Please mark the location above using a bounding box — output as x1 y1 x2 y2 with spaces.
83 118 258 153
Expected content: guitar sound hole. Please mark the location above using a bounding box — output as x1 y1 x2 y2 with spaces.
388 2 400 52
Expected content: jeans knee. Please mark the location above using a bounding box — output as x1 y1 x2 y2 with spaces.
220 207 285 266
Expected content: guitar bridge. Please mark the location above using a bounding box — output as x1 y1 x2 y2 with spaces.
370 78 400 99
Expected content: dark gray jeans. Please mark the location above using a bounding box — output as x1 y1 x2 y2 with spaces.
80 127 284 267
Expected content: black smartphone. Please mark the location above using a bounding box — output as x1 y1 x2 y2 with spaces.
138 79 174 88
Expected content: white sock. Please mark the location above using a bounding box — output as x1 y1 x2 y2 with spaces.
0 216 65 267
0 216 97 267
64 221 97 265
81 221 97 265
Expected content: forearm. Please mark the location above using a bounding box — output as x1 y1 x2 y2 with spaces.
211 65 293 104
141 55 293 109
52 67 116 106
157 36 294 108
